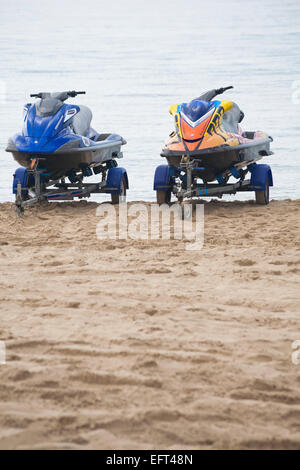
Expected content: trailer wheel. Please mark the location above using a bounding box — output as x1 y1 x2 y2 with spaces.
255 180 270 205
156 189 171 205
111 176 126 204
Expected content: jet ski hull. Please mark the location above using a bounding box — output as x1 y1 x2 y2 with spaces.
161 136 273 182
7 135 124 179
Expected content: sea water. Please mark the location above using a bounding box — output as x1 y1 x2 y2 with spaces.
0 0 299 203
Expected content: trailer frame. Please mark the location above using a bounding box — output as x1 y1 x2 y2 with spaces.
154 156 273 206
13 158 129 213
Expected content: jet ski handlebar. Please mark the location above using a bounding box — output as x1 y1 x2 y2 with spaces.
30 91 86 100
66 90 86 97
195 86 234 102
215 86 234 96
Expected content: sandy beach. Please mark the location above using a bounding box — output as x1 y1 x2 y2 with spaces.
0 198 299 450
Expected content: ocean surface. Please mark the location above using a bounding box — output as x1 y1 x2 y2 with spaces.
0 0 299 203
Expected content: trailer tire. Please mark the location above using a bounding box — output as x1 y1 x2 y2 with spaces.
111 176 126 204
255 180 269 205
156 189 171 205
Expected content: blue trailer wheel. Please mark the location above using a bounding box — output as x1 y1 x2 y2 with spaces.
111 175 127 204
13 168 35 205
153 165 174 205
105 167 128 204
255 180 270 205
156 189 171 205
249 163 273 205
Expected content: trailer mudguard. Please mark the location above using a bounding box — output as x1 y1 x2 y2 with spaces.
12 168 31 195
153 165 174 191
105 167 129 194
249 164 273 190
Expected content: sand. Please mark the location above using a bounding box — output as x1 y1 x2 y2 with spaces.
0 198 299 450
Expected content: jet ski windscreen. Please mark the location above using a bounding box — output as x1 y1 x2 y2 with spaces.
181 100 214 123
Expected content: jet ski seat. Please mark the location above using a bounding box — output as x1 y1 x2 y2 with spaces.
72 105 92 137
95 133 112 141
221 102 244 134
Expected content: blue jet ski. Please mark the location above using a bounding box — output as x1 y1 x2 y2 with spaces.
6 91 129 211
6 90 126 179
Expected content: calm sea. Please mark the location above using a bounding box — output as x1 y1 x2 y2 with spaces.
0 0 299 202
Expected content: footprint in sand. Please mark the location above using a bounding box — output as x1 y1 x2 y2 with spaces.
234 259 256 267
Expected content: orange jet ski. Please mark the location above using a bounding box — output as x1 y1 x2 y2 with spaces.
154 86 274 205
